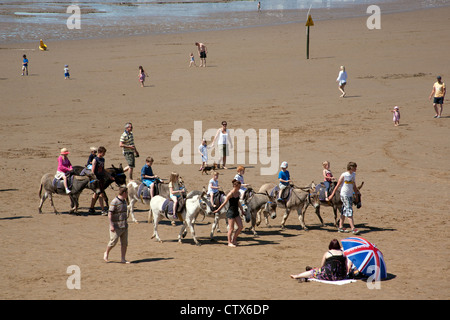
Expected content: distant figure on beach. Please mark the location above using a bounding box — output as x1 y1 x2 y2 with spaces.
429 76 445 118
258 2 261 12
21 54 28 76
104 187 129 264
391 106 400 126
336 66 347 97
138 66 148 87
195 42 207 67
64 65 70 80
189 53 197 67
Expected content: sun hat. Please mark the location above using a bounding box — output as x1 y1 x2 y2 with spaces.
394 106 399 110
280 161 288 168
90 146 97 152
60 148 70 155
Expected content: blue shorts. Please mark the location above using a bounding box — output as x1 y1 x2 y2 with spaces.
142 179 154 188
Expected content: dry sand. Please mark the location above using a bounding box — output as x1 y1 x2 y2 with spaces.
0 5 449 301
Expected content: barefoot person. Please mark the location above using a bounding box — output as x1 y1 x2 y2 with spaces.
195 42 207 67
104 187 129 263
336 66 348 97
429 75 446 118
326 162 361 234
213 179 246 247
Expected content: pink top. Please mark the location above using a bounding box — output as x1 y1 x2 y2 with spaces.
57 156 72 173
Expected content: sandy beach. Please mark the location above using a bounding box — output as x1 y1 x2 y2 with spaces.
0 4 449 302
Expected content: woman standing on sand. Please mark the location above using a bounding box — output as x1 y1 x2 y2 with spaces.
336 66 348 97
211 121 232 169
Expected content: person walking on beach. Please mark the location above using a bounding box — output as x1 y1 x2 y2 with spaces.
198 138 208 170
336 66 347 97
211 121 232 169
64 65 70 80
119 122 139 180
195 42 207 67
391 106 400 126
138 66 148 87
189 53 197 67
213 179 246 247
104 187 129 264
326 162 361 234
21 54 28 76
429 76 446 118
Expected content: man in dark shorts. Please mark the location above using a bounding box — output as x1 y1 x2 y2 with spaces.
429 76 446 118
119 122 139 180
195 42 207 67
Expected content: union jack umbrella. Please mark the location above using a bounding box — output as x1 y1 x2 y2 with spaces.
341 236 387 281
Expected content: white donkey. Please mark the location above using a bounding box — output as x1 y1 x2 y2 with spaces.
187 190 230 242
150 193 208 245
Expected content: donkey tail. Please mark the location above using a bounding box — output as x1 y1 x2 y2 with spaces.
39 182 43 198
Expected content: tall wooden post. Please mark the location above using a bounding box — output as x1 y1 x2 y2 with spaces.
305 14 314 59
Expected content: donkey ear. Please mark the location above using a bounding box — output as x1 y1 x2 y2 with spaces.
358 181 364 190
111 164 116 169
119 163 123 169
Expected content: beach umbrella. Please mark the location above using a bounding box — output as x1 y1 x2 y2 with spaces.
341 236 387 281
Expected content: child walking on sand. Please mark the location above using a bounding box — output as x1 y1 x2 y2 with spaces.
22 54 28 76
138 66 148 87
64 65 70 79
392 106 400 126
198 139 208 170
189 53 196 67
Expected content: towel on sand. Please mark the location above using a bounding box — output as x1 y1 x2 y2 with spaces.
308 279 357 285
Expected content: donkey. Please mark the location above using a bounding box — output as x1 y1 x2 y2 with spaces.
126 178 170 223
73 164 127 207
150 194 207 245
243 192 277 236
258 182 320 230
38 172 100 214
187 189 229 241
318 181 364 227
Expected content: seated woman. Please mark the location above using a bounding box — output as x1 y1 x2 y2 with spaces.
290 239 353 282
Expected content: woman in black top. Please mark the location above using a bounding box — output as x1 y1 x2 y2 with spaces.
214 179 246 247
290 239 353 282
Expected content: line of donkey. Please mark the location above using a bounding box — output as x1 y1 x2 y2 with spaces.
38 166 363 245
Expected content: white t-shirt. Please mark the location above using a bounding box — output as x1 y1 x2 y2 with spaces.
219 129 229 145
337 70 347 83
340 171 355 197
